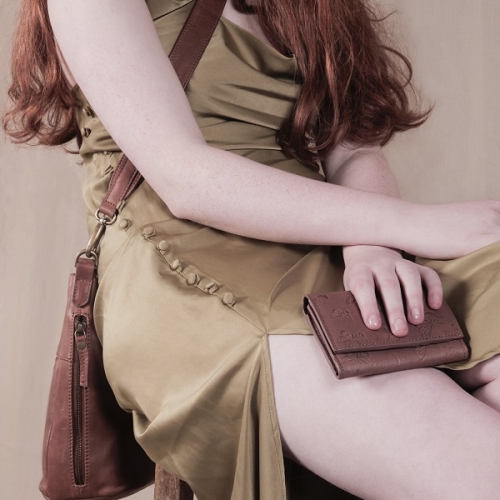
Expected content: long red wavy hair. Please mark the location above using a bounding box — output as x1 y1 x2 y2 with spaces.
3 0 82 152
3 0 429 166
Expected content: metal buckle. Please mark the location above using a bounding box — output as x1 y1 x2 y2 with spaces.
94 208 117 225
74 249 99 268
73 208 118 268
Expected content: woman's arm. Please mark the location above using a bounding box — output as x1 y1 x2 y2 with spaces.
324 143 443 336
48 0 500 258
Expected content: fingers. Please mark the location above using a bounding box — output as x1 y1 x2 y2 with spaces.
395 260 425 326
346 258 443 338
419 266 443 309
373 271 409 337
345 267 382 330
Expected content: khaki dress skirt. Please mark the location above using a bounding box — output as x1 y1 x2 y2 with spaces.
72 0 500 498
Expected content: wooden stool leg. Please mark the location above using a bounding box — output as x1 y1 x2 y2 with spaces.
154 464 194 500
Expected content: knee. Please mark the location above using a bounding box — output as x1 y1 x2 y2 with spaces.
473 378 500 412
446 353 500 391
480 354 500 383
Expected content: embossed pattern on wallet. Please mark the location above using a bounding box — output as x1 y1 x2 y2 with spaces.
303 291 470 379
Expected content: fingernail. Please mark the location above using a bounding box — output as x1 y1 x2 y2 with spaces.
431 294 442 308
393 318 406 332
368 315 380 327
412 308 422 321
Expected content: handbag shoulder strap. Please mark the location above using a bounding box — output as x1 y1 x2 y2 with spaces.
97 0 227 219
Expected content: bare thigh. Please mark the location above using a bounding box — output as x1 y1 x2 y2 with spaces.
267 334 500 500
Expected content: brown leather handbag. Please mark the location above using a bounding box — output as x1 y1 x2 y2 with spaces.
39 258 156 500
39 0 227 499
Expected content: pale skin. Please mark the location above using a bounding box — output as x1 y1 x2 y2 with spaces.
49 0 500 498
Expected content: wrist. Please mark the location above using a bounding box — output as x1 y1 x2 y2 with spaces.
342 244 402 263
382 199 418 252
392 201 433 256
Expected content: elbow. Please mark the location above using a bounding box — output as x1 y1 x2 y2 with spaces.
152 179 190 220
156 175 201 223
168 196 190 221
159 143 217 223
137 142 215 223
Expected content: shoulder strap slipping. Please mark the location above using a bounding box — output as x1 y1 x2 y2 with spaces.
97 0 227 219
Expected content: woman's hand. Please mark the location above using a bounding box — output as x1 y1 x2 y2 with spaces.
342 245 443 336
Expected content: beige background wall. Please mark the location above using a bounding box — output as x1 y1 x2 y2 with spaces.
1 1 499 499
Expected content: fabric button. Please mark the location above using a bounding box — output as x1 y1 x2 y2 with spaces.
119 218 131 229
158 240 170 252
186 273 200 286
142 226 155 237
170 259 181 270
205 281 219 293
84 105 94 117
222 292 236 306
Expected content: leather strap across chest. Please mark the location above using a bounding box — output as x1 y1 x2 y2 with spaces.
97 0 227 219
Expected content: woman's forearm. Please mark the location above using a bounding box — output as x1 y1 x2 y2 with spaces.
157 142 410 248
323 143 403 257
48 0 500 259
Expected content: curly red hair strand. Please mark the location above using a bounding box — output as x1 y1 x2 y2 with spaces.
2 0 82 151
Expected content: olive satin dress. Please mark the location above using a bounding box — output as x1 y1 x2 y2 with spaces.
72 0 500 498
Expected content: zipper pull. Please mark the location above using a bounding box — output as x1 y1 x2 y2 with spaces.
74 315 89 388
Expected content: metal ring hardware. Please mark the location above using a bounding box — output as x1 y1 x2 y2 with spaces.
74 249 99 268
87 208 119 259
85 223 106 257
94 208 117 225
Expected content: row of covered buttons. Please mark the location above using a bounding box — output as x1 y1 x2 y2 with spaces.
140 226 236 307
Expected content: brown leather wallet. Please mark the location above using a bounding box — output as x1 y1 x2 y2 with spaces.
302 291 469 379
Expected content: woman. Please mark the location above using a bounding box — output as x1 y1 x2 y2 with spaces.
4 0 500 498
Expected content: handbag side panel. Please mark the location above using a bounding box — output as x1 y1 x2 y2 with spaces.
39 273 77 500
